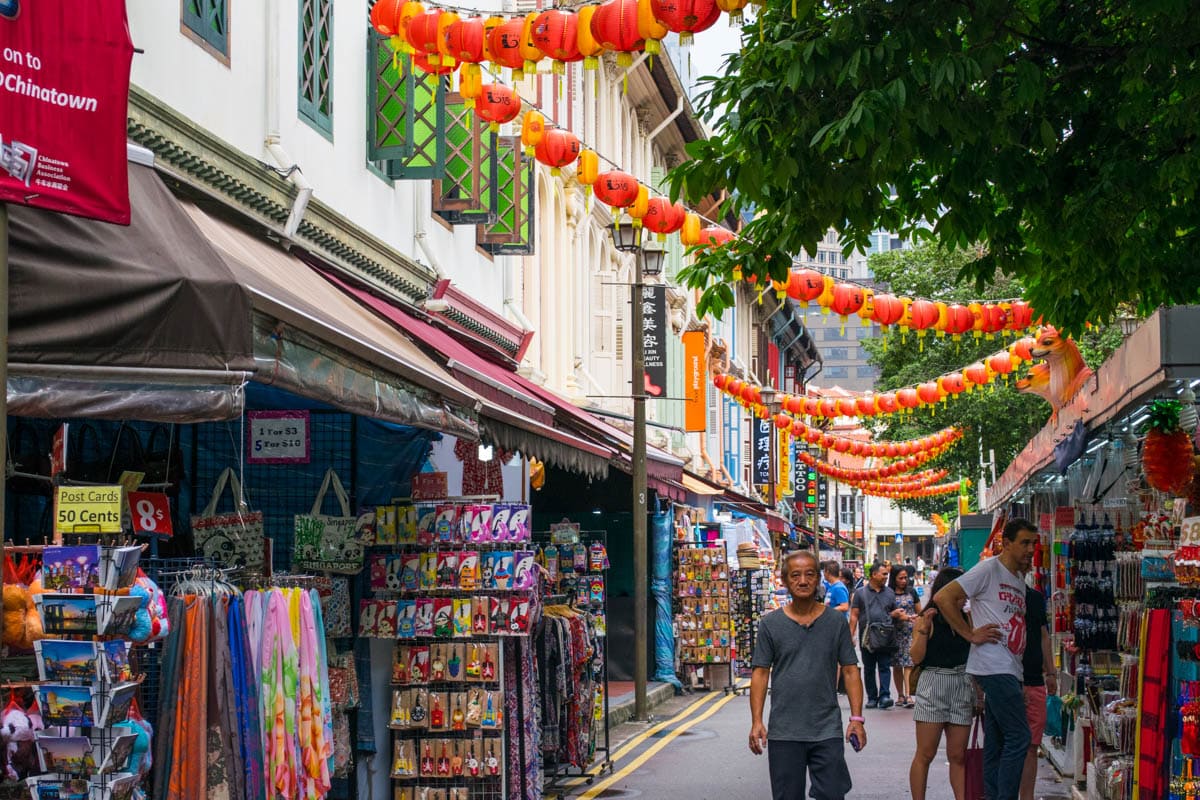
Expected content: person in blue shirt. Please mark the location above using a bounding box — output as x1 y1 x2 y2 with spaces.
824 561 850 619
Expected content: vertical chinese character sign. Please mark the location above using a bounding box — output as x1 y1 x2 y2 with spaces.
681 330 707 432
752 416 771 487
641 285 668 397
0 0 134 224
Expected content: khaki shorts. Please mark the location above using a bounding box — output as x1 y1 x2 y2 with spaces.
912 666 974 727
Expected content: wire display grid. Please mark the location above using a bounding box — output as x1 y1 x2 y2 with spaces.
190 411 357 573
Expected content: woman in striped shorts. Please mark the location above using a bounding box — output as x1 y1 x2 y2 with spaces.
908 568 976 800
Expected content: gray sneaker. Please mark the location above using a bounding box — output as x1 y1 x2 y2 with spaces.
879 698 894 709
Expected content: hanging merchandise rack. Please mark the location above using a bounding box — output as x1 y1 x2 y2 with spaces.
672 538 734 693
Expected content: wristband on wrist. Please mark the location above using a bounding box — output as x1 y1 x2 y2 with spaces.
849 715 865 723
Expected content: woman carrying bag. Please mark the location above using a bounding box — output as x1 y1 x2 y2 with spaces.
908 568 981 800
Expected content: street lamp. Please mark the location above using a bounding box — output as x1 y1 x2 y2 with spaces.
610 213 656 722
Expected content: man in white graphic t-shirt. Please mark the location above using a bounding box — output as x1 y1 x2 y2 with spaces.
935 518 1039 800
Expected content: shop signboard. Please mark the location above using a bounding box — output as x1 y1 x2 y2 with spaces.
641 285 668 398
681 330 706 432
247 410 311 464
0 0 134 224
751 416 771 487
777 430 792 497
817 477 828 518
127 492 173 538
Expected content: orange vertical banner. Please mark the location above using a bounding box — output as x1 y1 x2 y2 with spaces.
778 430 792 497
682 331 707 432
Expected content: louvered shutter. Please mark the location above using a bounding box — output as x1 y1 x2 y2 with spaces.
433 93 499 224
478 137 536 254
366 37 447 178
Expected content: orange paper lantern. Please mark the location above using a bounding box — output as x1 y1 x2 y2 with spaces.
532 10 583 71
871 293 905 327
406 10 445 62
643 198 686 240
576 6 605 70
830 283 865 319
444 16 486 63
488 17 527 76
371 0 406 36
519 12 545 74
475 83 522 131
593 170 640 210
590 0 645 68
534 129 582 175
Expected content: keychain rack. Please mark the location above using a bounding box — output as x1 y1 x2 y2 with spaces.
672 538 735 693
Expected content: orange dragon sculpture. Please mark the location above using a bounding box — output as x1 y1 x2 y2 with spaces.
1015 325 1093 418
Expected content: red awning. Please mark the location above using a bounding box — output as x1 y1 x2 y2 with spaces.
317 270 616 478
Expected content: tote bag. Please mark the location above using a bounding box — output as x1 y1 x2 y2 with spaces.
190 467 266 572
293 469 365 574
965 714 985 800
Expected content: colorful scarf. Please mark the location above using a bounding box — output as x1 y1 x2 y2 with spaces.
1136 608 1170 799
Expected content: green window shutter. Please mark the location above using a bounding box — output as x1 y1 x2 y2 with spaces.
433 93 499 225
183 0 229 56
478 136 535 255
365 34 448 177
299 0 333 138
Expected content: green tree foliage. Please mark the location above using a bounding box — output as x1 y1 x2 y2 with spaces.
862 245 1122 519
671 1 1200 333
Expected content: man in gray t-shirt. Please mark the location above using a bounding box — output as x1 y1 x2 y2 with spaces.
750 551 865 800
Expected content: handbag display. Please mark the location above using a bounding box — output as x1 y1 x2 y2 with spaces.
964 714 985 800
190 467 267 572
293 469 365 574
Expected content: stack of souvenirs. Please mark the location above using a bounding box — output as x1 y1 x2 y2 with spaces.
674 542 732 667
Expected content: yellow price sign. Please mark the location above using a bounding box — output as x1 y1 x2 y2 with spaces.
55 485 123 534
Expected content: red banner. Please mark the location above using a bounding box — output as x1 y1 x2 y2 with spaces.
0 0 133 224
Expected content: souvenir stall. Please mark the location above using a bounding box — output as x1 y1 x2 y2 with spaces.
985 307 1200 800
731 544 776 681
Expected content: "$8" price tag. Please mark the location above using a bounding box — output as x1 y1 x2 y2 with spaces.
1180 516 1200 547
127 492 173 537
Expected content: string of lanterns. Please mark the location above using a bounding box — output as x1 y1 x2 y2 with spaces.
859 479 970 500
712 337 1038 420
795 442 958 480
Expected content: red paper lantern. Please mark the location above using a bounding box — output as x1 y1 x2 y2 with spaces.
818 399 838 418
444 16 486 62
963 362 990 387
649 0 721 45
908 299 939 332
713 374 727 390
590 0 645 67
371 0 406 36
830 283 865 319
532 9 583 69
820 434 835 449
837 398 858 417
1009 300 1035 331
981 304 1008 336
1011 336 1036 362
876 393 899 414
785 396 804 414
593 170 640 209
534 129 582 175
475 83 522 131
917 382 942 406
699 226 734 248
774 414 791 430
884 443 899 458
643 198 686 239
897 388 921 410
488 17 527 74
833 439 852 454
945 304 974 338
988 352 1015 375
856 397 877 416
871 294 905 327
803 398 820 416
406 10 445 61
789 270 826 303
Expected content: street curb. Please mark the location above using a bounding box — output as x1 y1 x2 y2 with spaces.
606 682 677 728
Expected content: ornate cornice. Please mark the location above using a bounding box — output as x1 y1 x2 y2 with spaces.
125 86 435 304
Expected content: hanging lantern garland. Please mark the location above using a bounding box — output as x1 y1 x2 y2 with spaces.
860 479 971 500
795 444 957 481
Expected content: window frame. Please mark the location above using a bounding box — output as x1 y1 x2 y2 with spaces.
181 0 230 64
298 0 334 138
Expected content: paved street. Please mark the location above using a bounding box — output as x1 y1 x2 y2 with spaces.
556 687 1073 800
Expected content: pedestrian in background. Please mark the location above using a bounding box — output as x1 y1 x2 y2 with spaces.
850 563 906 709
824 561 850 619
840 567 855 612
908 568 974 800
935 519 1039 800
749 550 865 800
889 566 921 708
1020 585 1057 800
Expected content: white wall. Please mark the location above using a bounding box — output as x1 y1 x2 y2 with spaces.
127 0 506 312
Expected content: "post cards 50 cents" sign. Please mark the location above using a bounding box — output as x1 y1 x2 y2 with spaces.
55 485 122 534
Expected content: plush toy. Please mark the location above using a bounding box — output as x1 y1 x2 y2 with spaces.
1 584 41 650
1 702 35 781
126 584 155 643
119 701 154 776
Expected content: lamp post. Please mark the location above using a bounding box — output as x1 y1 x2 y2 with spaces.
758 386 780 509
611 214 662 722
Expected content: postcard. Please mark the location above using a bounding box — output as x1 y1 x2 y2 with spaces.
99 545 142 590
97 595 143 637
94 772 139 800
97 682 139 727
93 730 138 775
41 545 101 591
37 683 97 728
35 734 96 774
36 593 98 636
35 639 100 682
99 641 133 684
24 775 90 800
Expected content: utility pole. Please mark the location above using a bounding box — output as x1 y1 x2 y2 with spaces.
631 249 648 723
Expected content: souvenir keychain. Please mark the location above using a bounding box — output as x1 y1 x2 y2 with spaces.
437 741 451 776
430 694 445 729
410 691 427 724
467 744 481 776
589 542 609 572
485 742 500 776
544 545 560 583
466 644 482 679
481 647 496 680
420 743 434 776
452 695 466 731
573 543 588 573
